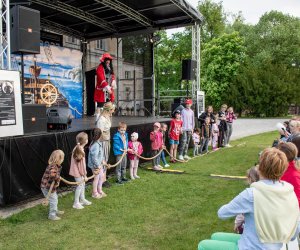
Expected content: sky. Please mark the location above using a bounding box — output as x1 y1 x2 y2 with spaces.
167 0 300 35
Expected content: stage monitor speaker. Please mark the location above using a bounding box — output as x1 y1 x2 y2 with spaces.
22 104 47 134
10 6 40 54
171 104 184 117
182 59 196 81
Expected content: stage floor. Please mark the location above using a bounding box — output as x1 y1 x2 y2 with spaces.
69 116 171 132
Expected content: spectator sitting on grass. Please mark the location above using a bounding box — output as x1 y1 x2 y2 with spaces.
198 147 299 250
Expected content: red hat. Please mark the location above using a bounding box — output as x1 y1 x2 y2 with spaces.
185 99 193 105
100 53 113 62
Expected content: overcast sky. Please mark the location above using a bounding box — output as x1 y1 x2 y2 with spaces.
168 0 300 34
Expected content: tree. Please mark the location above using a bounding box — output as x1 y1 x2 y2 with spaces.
198 0 227 43
201 32 246 108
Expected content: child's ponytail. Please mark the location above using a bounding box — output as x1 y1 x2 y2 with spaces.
90 128 102 146
73 132 88 161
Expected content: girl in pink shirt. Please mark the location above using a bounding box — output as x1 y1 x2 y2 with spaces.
69 132 92 209
128 132 143 180
150 122 164 171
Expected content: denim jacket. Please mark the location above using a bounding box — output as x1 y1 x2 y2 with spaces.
88 141 104 169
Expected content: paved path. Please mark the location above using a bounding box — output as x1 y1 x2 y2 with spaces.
231 118 286 140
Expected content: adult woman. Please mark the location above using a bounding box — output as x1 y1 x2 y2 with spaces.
198 105 215 127
287 120 300 142
95 102 115 187
198 147 299 250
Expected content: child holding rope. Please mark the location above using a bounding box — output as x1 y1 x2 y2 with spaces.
128 132 143 180
88 128 107 199
113 122 129 184
160 123 170 167
69 132 92 209
41 149 65 221
192 128 200 156
150 122 164 170
169 110 183 163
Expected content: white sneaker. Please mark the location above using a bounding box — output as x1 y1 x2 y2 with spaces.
164 164 170 167
153 166 162 171
73 203 84 209
49 216 61 221
178 155 184 160
81 199 92 206
134 175 140 179
227 144 232 147
184 155 191 160
130 176 135 180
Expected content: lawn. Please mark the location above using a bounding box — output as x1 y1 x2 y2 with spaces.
0 131 277 250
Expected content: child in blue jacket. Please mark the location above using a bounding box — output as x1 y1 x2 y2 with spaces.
113 122 129 184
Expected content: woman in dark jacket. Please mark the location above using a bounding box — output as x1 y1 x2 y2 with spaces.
198 105 215 127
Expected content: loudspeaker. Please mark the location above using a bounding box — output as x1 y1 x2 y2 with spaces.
22 104 47 134
10 6 40 54
171 104 184 117
46 106 72 130
182 59 196 80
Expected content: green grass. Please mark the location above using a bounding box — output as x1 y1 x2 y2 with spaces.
0 131 277 250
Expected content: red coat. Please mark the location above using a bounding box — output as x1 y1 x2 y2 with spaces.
281 161 300 207
127 141 143 160
94 64 115 103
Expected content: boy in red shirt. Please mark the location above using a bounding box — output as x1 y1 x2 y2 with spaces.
169 110 183 162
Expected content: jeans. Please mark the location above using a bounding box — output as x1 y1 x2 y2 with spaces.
225 122 233 145
160 151 167 165
115 155 127 181
200 137 210 154
41 188 58 218
179 131 192 156
152 150 161 166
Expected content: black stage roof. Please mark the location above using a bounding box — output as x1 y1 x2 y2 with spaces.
20 0 203 40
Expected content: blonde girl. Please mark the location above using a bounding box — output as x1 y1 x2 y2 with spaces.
69 132 92 209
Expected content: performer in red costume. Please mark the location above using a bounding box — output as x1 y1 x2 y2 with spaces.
94 53 117 119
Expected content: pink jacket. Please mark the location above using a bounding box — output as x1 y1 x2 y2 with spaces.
69 155 87 178
150 131 163 150
127 141 143 160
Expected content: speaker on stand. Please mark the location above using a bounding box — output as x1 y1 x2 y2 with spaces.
10 5 40 104
181 59 196 97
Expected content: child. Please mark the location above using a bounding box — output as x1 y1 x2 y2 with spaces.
128 132 143 180
192 128 200 156
113 122 129 184
278 142 300 207
160 123 170 167
225 106 237 147
212 116 219 151
150 122 164 170
88 128 106 199
178 99 195 160
200 117 212 154
69 132 92 209
169 110 183 163
41 149 65 220
234 166 259 234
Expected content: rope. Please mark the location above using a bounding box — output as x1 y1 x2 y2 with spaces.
135 148 164 161
163 148 187 163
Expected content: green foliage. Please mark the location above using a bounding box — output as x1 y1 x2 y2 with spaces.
198 0 226 43
201 32 246 107
0 132 277 249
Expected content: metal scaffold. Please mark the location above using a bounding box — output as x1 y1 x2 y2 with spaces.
0 0 11 70
192 22 201 97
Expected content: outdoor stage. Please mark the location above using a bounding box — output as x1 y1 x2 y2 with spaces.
0 116 170 207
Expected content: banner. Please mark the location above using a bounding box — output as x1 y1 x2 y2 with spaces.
12 43 83 118
0 70 23 137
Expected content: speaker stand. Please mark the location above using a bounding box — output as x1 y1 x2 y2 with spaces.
20 52 25 104
186 80 189 97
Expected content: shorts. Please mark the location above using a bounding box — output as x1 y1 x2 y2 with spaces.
169 139 179 145
97 102 105 108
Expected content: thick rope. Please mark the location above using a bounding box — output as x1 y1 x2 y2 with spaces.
135 148 164 161
163 148 187 163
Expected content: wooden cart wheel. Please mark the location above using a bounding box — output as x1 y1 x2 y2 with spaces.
40 83 58 105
